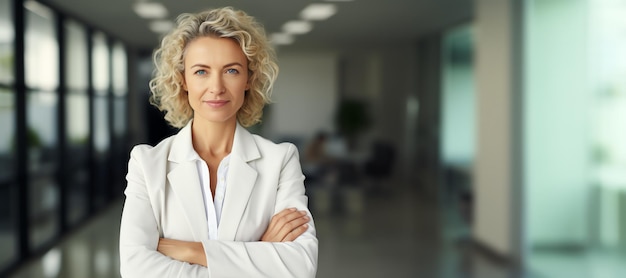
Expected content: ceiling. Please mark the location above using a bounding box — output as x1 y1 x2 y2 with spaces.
39 0 473 51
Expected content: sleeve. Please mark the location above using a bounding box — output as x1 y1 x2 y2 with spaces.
119 146 210 278
200 143 319 278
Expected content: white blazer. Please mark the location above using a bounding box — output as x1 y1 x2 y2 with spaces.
119 121 318 278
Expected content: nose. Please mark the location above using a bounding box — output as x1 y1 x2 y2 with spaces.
208 74 225 94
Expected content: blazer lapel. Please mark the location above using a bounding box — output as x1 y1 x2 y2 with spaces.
167 162 209 241
218 123 260 240
166 121 209 241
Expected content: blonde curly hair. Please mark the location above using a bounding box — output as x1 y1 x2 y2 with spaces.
149 6 279 128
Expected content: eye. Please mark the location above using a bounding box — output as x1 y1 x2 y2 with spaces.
194 69 207 75
226 68 239 74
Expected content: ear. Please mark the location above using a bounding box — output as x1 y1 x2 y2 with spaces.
182 75 188 92
246 71 252 91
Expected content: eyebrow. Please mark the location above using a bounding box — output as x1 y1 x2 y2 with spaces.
190 62 245 69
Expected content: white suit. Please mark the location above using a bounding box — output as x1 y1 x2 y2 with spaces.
119 121 318 277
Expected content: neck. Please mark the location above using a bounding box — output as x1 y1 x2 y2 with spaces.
191 117 237 156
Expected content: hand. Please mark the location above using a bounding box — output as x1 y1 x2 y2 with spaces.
261 208 310 242
157 238 207 266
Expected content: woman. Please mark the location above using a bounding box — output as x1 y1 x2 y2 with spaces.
119 7 318 277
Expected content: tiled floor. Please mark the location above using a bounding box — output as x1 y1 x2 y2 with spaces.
8 200 122 278
8 179 624 278
7 179 513 278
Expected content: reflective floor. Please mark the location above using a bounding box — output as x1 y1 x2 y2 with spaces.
8 198 122 278
6 179 512 278
7 178 624 278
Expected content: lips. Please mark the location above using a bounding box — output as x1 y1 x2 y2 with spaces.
203 100 229 108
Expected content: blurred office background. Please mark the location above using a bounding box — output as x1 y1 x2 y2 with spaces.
1 0 626 277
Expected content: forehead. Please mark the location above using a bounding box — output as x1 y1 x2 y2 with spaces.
184 36 247 66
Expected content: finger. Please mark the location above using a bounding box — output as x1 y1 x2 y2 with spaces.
267 209 304 233
282 223 309 242
266 208 297 231
274 208 298 219
276 210 307 227
262 208 298 241
262 209 309 242
281 215 310 241
286 214 310 230
274 213 309 241
271 210 307 232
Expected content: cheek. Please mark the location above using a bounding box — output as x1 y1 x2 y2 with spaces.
185 91 195 107
185 79 204 96
233 93 246 111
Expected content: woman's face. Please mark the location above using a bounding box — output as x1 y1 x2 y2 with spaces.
183 36 249 125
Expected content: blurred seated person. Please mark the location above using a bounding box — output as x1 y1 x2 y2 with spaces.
302 131 334 186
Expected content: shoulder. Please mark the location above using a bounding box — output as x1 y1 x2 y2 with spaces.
129 133 178 161
251 134 300 161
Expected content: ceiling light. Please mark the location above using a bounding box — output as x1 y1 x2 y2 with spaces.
282 21 313 35
270 33 295 45
301 4 337 21
134 2 168 19
149 20 174 34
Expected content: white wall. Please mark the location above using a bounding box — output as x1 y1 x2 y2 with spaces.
473 0 516 256
267 50 339 145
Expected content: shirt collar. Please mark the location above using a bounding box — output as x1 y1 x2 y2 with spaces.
168 119 261 163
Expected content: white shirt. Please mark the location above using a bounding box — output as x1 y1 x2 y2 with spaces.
191 151 231 240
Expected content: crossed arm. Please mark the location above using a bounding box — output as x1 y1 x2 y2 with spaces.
156 208 310 266
120 144 318 278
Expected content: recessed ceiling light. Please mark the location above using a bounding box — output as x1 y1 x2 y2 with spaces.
149 20 174 34
282 20 313 35
270 33 295 45
134 2 168 19
301 3 337 21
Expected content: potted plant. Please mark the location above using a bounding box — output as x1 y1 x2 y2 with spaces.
335 99 371 151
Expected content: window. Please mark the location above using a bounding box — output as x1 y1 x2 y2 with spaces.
64 19 90 225
24 0 60 250
92 31 111 209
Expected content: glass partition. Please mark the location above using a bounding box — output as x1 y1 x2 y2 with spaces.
112 41 127 97
64 19 90 225
438 24 475 249
0 88 16 269
524 0 626 276
26 90 59 249
0 0 14 85
65 20 88 90
440 23 475 204
588 0 626 254
112 41 127 140
92 31 110 209
24 1 60 251
0 0 130 273
111 41 128 195
25 1 58 91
